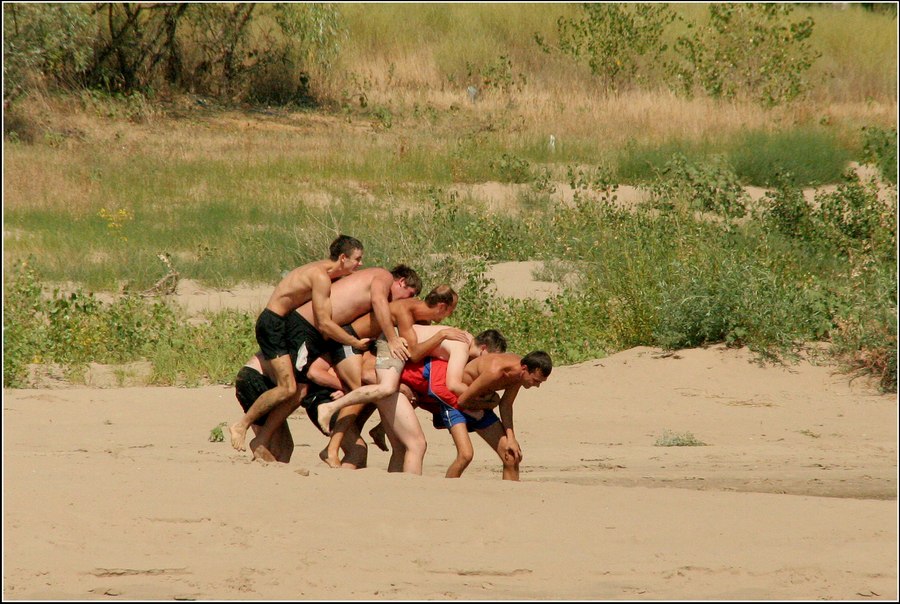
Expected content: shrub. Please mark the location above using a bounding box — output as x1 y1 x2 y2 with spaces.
540 3 677 92
668 4 819 106
647 154 748 221
861 125 898 185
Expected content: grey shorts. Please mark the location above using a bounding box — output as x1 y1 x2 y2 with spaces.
375 333 405 372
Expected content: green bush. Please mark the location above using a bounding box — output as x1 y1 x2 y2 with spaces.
861 125 898 185
668 4 819 106
647 154 748 220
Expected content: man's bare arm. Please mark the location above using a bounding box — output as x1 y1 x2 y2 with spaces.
497 385 520 431
311 272 367 348
307 357 343 391
456 365 504 409
371 274 408 360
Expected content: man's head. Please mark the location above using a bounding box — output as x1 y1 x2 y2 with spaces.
389 264 422 300
424 285 458 321
469 329 507 358
520 350 552 388
329 235 364 275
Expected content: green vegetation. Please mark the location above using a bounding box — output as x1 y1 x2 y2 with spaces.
4 165 896 391
209 422 228 443
655 430 708 447
2 4 896 393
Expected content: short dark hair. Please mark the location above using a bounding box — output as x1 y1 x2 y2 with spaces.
521 350 552 376
474 329 507 353
329 235 363 261
424 284 457 307
390 264 422 296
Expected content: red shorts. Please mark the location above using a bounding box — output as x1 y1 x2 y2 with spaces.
400 358 459 409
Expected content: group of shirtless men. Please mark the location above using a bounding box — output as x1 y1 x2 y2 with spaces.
228 235 552 480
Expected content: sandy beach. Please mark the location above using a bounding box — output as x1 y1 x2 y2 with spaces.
3 337 897 600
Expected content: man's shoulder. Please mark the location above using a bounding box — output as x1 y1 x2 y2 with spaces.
353 267 392 282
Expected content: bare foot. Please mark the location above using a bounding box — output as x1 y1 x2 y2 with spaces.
229 422 248 451
369 423 389 452
251 437 276 463
318 447 341 469
316 404 335 436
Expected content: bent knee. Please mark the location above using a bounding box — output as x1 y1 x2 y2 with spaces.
408 437 426 456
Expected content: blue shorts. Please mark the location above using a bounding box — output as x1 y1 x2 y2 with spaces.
436 403 499 433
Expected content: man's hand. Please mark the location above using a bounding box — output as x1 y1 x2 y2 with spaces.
398 382 417 404
354 337 372 350
388 336 410 361
442 328 473 344
504 437 523 463
329 389 345 401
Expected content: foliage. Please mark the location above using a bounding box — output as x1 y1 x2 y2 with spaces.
2 3 345 104
667 4 820 106
2 3 94 101
646 154 748 221
813 170 895 256
539 2 676 92
466 55 527 96
861 125 898 185
2 260 257 388
490 154 533 183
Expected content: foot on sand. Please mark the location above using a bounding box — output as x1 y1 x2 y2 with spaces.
369 423 389 452
315 405 334 437
229 422 248 451
250 437 276 462
319 447 341 468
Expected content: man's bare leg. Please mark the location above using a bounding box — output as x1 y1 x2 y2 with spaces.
230 354 296 451
248 383 305 459
477 422 520 481
316 370 400 435
369 422 389 451
336 404 368 469
445 423 475 478
376 392 426 474
381 419 405 472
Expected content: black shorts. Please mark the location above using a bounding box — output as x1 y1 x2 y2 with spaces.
255 308 292 360
300 384 340 433
235 366 276 427
327 324 370 364
286 314 329 383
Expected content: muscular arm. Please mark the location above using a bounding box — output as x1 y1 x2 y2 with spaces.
443 340 472 396
456 365 504 410
371 274 408 360
497 385 520 432
311 272 365 348
306 356 342 391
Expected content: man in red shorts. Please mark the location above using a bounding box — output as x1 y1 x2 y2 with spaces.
400 350 552 480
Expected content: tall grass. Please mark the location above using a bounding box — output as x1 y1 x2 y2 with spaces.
334 3 897 104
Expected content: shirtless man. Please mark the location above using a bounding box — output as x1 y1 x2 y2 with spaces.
232 354 296 463
229 234 364 453
403 350 552 480
317 285 468 468
248 264 421 462
302 326 508 474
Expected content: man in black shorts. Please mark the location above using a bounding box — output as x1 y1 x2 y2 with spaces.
229 235 367 453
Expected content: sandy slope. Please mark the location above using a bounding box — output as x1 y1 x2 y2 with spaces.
3 343 896 600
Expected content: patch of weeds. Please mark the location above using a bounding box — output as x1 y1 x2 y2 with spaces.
654 430 708 447
861 125 898 185
209 422 228 443
490 153 533 183
798 429 821 438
